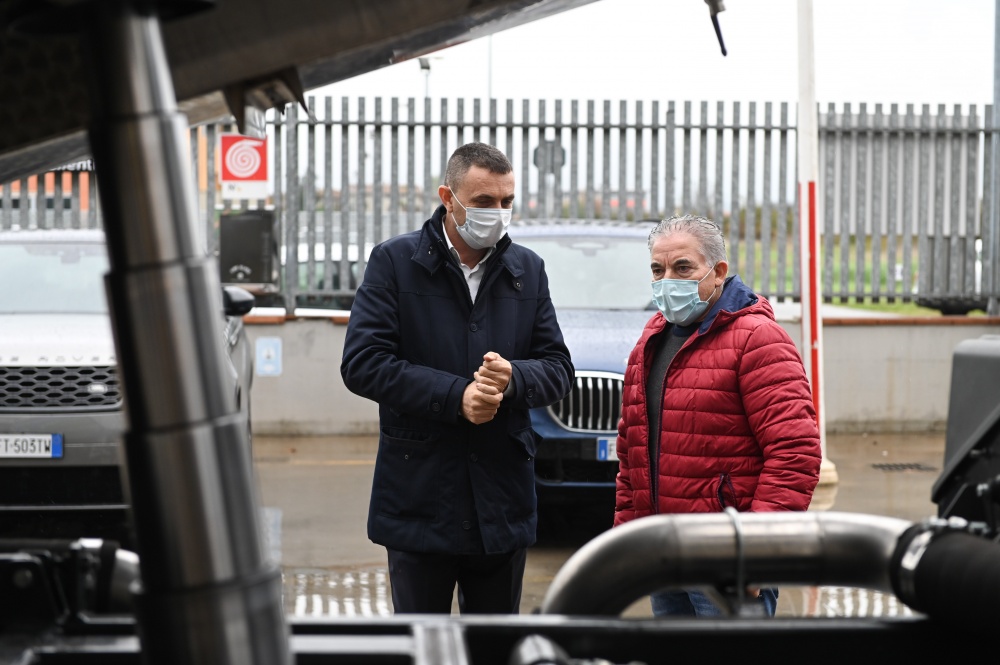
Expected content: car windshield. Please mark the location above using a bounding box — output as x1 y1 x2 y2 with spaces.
512 233 653 309
0 241 109 314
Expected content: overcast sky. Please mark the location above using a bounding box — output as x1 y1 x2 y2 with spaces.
309 0 996 111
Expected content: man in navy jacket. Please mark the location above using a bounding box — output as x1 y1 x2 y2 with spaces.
340 142 573 614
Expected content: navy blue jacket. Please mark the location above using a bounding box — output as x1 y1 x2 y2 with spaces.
340 206 573 554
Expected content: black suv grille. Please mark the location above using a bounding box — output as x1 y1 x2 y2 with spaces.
548 371 624 432
0 466 132 547
0 366 121 408
0 466 125 505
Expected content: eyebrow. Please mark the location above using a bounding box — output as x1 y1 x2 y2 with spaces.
470 194 514 206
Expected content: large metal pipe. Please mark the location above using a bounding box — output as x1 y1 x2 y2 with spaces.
540 511 912 616
79 2 290 663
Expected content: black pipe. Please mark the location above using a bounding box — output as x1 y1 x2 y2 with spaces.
891 518 1000 635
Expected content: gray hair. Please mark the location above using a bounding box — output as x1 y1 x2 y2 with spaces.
443 142 513 191
647 214 727 265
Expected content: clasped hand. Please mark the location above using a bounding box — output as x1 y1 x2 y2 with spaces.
461 351 512 424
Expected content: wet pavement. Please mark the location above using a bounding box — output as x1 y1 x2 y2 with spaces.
253 430 945 619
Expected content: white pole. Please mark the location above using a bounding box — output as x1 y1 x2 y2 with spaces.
796 0 836 488
991 0 1000 316
488 34 494 100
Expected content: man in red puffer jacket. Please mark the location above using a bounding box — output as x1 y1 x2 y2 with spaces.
613 214 822 618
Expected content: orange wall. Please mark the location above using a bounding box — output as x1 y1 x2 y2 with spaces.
0 171 92 211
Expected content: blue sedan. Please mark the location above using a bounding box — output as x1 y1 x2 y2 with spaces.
509 219 658 511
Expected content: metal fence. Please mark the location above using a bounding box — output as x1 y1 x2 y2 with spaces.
1 97 996 314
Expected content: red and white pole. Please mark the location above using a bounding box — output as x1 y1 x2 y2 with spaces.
797 0 836 488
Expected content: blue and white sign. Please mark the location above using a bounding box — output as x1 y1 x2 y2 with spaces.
255 337 283 377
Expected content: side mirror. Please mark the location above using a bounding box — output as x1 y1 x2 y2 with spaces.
222 285 256 317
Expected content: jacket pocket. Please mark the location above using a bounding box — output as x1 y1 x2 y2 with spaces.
510 425 540 460
375 430 440 521
716 472 737 510
495 426 539 522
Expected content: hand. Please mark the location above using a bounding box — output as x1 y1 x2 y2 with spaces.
461 381 503 424
474 351 512 394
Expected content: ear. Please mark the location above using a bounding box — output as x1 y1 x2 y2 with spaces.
438 184 453 210
713 260 729 286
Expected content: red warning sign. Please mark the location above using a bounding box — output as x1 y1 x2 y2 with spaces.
220 134 268 199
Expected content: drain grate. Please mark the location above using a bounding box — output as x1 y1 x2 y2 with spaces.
871 462 937 472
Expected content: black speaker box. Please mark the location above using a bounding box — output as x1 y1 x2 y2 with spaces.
932 334 1000 528
218 210 279 290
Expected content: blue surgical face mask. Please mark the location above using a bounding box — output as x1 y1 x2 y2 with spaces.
449 188 512 250
651 264 719 326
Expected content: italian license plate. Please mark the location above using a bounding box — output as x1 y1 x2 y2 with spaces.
0 434 63 459
596 436 617 461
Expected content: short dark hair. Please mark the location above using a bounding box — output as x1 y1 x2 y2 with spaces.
444 142 512 191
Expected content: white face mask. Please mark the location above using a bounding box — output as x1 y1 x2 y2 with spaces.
449 188 512 249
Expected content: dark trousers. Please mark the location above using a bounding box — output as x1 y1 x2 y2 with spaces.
385 548 527 614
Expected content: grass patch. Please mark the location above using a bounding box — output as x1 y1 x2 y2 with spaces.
833 300 942 317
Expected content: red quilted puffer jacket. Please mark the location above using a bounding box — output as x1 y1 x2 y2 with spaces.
613 276 822 527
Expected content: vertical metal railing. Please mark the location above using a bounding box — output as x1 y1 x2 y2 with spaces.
0 98 994 313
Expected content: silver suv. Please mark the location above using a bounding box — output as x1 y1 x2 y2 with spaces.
0 229 254 548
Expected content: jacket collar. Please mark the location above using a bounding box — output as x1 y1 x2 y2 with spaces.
674 274 772 335
412 204 520 277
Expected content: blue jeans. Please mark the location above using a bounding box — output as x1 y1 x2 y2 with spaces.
650 588 779 617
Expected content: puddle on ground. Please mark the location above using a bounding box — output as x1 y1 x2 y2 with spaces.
279 566 917 620
283 567 392 617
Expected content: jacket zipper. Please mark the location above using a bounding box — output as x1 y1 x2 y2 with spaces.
649 325 701 515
